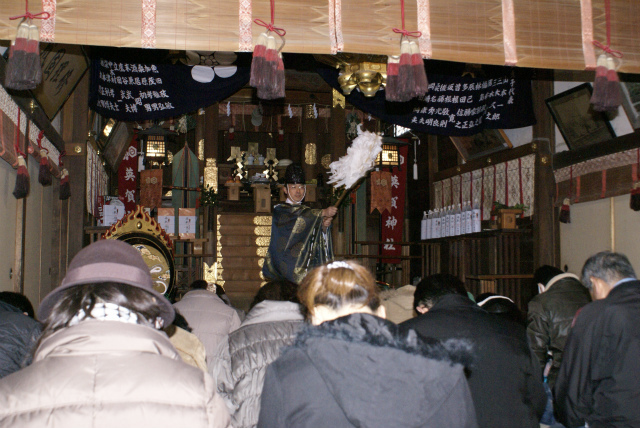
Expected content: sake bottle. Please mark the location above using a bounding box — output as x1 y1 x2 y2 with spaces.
432 208 441 239
421 211 428 240
455 203 462 236
464 201 473 234
443 206 451 237
472 199 482 233
426 210 433 240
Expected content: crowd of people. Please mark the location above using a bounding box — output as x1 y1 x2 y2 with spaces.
0 164 638 427
1 239 638 427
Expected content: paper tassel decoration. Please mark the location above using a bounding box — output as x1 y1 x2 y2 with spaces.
386 55 400 102
13 155 30 199
327 124 383 190
559 198 571 224
250 32 268 88
5 20 30 90
5 20 43 90
385 37 427 102
590 54 607 109
410 40 428 97
38 149 52 186
60 168 71 200
254 34 285 100
603 56 622 111
631 182 640 211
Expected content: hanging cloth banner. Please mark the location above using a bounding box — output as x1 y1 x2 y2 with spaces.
317 64 535 136
381 145 408 263
140 169 163 209
89 48 250 121
370 170 392 214
118 136 139 214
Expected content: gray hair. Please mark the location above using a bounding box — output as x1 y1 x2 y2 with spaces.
581 251 636 289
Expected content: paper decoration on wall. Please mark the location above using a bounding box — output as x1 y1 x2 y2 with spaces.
140 169 163 209
370 170 392 214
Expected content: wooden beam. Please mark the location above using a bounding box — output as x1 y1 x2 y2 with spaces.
63 72 90 261
554 130 640 169
531 71 556 153
533 139 556 268
223 88 333 106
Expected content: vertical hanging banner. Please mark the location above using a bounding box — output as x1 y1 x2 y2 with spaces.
381 146 408 263
140 169 163 209
118 136 138 214
370 170 392 214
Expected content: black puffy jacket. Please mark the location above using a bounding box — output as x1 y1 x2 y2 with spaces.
0 301 41 378
526 273 591 388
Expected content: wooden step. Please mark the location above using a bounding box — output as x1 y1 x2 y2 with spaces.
219 214 272 226
220 246 268 258
219 235 272 247
219 224 271 236
221 269 263 281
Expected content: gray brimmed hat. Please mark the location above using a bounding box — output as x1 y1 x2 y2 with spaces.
37 239 175 325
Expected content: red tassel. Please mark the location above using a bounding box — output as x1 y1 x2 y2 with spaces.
38 150 52 186
559 198 571 224
228 126 235 141
630 183 640 211
257 35 279 100
278 128 284 142
396 39 414 102
4 20 31 90
590 54 608 110
13 155 30 199
249 32 268 88
273 53 285 99
25 23 43 87
410 40 428 97
60 168 71 200
602 57 622 111
385 55 400 102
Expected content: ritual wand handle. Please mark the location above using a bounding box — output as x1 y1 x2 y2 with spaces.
332 177 365 208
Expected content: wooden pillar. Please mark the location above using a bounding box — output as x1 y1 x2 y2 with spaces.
531 74 559 268
302 105 317 183
203 104 219 266
12 122 29 294
204 104 220 161
427 135 439 208
62 73 90 262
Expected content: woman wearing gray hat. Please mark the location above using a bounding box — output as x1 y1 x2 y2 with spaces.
0 239 231 428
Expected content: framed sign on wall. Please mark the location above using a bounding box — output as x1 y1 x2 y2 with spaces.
31 43 89 120
545 83 616 150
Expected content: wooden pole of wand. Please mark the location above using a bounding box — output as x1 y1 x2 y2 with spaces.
332 177 365 208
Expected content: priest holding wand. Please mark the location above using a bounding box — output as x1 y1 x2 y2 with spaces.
263 125 383 285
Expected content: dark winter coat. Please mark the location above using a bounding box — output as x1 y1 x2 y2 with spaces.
401 294 546 428
554 280 640 428
0 301 41 378
258 312 478 428
526 273 591 388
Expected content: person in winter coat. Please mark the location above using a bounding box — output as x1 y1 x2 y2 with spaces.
214 279 304 428
174 279 241 375
0 292 41 378
401 274 546 428
0 239 231 428
258 260 478 428
527 265 591 389
555 251 640 428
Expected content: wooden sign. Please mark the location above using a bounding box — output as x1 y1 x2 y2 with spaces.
31 44 89 120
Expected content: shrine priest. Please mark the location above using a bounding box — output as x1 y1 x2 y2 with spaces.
262 164 338 284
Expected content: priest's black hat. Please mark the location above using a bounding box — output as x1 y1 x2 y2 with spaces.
284 164 305 184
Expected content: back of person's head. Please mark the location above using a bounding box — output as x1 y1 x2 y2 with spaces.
172 310 192 332
0 291 35 318
189 279 209 290
476 292 525 325
298 260 380 321
533 265 564 288
413 273 468 311
250 280 299 310
37 240 175 339
581 251 637 289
